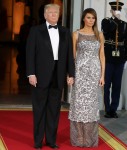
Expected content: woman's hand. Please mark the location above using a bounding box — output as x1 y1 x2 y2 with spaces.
99 76 105 87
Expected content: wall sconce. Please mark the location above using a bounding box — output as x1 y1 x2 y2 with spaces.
13 1 25 35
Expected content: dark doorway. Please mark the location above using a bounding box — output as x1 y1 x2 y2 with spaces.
0 0 71 107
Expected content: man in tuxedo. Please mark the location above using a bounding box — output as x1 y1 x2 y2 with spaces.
26 4 75 150
101 1 127 118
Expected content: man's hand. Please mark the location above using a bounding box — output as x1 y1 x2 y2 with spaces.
29 75 37 87
67 77 74 86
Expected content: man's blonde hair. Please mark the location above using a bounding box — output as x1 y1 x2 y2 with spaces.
44 4 60 13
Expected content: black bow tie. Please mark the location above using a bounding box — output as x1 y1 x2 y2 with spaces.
48 25 58 29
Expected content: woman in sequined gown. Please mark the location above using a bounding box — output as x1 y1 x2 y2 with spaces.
68 8 105 147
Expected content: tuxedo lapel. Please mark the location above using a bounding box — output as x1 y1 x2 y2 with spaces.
39 24 54 58
58 26 65 58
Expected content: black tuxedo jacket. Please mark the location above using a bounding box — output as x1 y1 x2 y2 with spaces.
26 23 75 89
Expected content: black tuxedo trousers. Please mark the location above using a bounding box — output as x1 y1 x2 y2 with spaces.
32 61 62 147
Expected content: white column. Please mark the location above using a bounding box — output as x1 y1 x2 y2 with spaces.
83 0 91 9
72 0 82 32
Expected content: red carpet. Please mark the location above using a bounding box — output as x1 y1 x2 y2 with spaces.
0 111 113 150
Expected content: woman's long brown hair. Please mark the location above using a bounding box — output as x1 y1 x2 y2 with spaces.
81 8 100 41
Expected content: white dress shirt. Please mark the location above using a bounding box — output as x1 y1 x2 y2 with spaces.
46 21 59 60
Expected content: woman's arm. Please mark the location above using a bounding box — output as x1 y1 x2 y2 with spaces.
99 32 105 86
72 31 77 59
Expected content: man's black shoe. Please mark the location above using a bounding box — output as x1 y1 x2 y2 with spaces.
104 112 111 118
46 144 59 149
110 112 118 118
34 145 42 149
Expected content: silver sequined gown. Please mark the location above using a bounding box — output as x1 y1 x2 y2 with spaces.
69 32 101 147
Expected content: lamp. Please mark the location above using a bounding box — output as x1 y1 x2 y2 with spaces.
13 1 25 35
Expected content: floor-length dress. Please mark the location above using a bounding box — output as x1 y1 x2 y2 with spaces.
69 32 101 147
